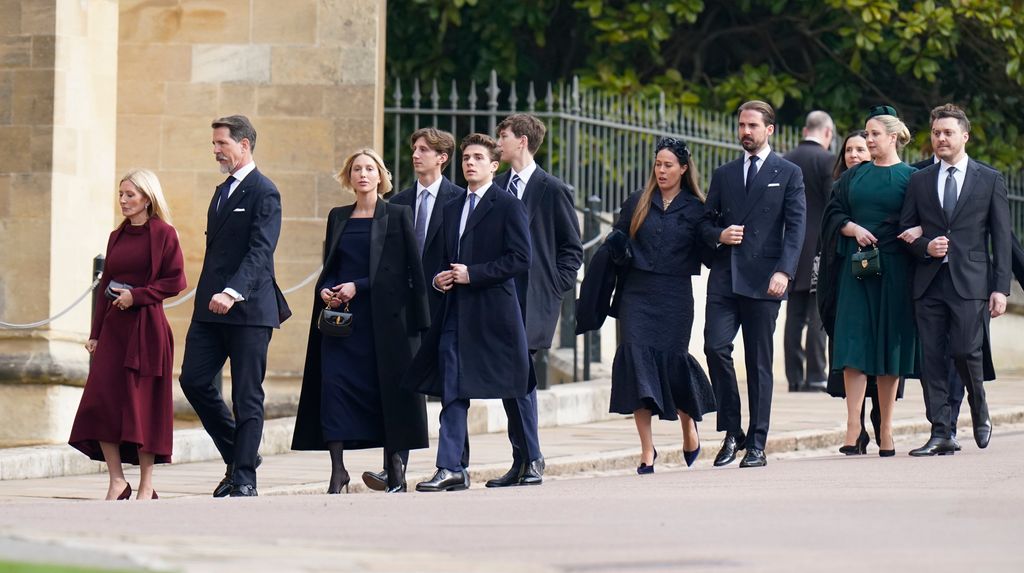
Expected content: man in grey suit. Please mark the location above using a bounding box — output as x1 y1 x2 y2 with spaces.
487 114 583 487
901 104 1012 456
783 111 834 392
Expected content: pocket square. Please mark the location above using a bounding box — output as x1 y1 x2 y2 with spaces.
233 208 246 212
767 183 781 188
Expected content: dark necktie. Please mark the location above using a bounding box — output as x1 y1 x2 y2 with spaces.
414 190 430 254
943 166 957 221
216 175 235 213
508 173 522 197
745 156 759 194
456 193 477 261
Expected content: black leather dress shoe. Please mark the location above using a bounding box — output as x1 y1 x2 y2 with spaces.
909 437 957 456
519 458 544 486
228 484 258 497
973 417 992 449
713 433 746 467
214 454 263 498
362 470 387 491
416 469 469 492
951 436 962 452
739 448 767 468
485 461 525 488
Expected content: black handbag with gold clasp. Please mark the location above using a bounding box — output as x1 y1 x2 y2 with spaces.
318 302 353 337
851 245 881 280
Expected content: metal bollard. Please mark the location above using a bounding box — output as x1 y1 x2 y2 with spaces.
90 254 105 327
534 349 549 390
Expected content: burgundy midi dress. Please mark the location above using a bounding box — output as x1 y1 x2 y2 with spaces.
69 218 186 465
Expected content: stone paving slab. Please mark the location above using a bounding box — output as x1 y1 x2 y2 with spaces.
0 376 1021 501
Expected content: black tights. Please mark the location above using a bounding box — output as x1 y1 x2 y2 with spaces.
327 441 350 493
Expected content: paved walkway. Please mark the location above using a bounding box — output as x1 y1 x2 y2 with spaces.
1 376 1022 501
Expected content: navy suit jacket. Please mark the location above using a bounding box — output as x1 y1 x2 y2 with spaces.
193 167 290 327
702 151 807 300
900 159 1012 300
404 183 532 400
389 176 463 320
495 167 583 350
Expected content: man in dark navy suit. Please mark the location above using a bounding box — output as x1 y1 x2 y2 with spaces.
179 115 291 497
362 127 463 490
405 133 532 492
701 100 806 468
901 104 1011 456
487 114 583 487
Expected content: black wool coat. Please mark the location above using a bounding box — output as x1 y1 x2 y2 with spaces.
291 200 431 451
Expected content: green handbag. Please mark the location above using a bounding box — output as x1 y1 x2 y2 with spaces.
851 245 881 279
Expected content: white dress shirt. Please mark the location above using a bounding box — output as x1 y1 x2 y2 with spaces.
742 144 772 187
507 162 537 200
416 176 442 226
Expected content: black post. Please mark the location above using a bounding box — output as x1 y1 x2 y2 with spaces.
534 349 549 390
90 254 104 326
581 195 602 381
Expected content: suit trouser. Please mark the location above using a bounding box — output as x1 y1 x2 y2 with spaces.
501 350 542 464
783 290 827 386
948 365 966 437
704 293 781 451
436 304 470 472
179 321 272 487
915 266 988 439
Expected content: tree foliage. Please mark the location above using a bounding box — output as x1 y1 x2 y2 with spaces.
388 0 1024 169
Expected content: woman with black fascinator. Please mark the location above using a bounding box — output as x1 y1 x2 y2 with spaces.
607 137 717 475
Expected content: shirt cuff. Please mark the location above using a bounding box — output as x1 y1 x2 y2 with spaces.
223 288 244 302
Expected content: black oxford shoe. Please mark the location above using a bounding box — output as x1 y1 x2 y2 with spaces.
739 448 767 468
214 454 263 498
973 418 992 449
228 484 258 497
909 437 957 456
713 433 746 467
416 469 469 492
951 436 962 452
361 470 387 491
519 458 544 486
485 461 525 488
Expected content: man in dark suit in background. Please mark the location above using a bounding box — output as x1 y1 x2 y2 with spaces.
702 100 806 468
901 104 1011 456
783 111 834 393
363 128 463 490
487 114 583 487
406 133 532 492
179 115 291 497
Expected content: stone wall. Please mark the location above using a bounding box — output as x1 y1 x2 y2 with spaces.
115 0 387 379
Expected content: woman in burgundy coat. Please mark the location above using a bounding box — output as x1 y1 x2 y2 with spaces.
69 168 186 500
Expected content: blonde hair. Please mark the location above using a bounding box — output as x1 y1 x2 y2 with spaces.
868 115 911 149
120 168 172 225
336 148 393 196
629 155 704 239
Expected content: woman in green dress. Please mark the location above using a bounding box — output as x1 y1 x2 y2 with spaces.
819 107 918 457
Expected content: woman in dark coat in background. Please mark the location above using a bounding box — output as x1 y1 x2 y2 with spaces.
292 149 430 493
608 137 716 475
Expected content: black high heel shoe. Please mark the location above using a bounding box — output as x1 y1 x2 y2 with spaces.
637 448 658 475
878 434 895 457
327 471 350 494
384 451 407 493
839 425 871 455
683 424 701 467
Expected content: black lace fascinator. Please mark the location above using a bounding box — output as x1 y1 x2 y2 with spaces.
655 137 690 164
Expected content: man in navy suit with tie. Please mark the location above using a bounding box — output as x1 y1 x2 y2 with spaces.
406 133 532 492
701 100 806 468
487 114 583 487
362 128 463 490
179 115 291 497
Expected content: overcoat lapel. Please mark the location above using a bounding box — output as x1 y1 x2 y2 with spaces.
424 179 452 253
522 168 548 223
368 200 388 287
461 184 496 238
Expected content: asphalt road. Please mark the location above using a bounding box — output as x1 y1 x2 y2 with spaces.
1 428 1023 573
